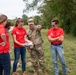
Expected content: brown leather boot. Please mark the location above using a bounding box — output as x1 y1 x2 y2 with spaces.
42 69 49 75
23 71 27 75
64 74 68 75
33 69 38 75
44 72 49 75
33 72 38 75
12 72 17 75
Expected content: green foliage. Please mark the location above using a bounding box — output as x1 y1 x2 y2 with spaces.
23 0 42 12
22 14 28 25
23 0 76 36
8 19 16 26
71 17 76 36
34 16 41 25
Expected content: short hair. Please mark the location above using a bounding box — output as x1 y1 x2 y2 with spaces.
52 19 59 24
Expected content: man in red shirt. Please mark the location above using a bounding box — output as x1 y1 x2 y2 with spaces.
47 19 68 75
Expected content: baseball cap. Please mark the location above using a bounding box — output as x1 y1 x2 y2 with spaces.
27 18 34 25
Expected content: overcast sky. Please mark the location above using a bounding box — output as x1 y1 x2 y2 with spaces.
0 0 39 19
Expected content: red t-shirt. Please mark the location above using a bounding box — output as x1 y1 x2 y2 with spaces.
47 27 64 44
12 27 26 48
0 25 10 54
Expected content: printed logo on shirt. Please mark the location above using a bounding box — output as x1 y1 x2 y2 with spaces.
16 32 19 34
50 33 53 36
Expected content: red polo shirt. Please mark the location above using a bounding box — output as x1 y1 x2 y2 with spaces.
0 25 10 54
12 27 26 48
47 27 64 44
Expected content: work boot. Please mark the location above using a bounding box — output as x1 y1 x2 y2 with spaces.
42 69 49 75
33 71 38 75
23 71 27 75
64 74 68 75
33 69 39 75
12 72 17 75
44 72 49 75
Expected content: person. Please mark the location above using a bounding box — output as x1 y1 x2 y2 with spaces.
0 14 11 75
27 18 48 75
47 19 68 75
12 18 32 75
5 22 11 32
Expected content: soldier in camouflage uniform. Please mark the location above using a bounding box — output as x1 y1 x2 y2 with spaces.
27 18 48 75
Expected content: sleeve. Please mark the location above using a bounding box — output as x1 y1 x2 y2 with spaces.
26 30 30 40
36 26 39 31
0 28 5 35
60 29 64 36
11 28 16 35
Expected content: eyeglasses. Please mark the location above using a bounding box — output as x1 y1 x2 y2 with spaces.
51 24 56 27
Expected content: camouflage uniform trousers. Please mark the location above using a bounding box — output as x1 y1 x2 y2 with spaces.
30 44 45 70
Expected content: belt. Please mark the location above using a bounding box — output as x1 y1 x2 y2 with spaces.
51 43 62 46
0 52 9 54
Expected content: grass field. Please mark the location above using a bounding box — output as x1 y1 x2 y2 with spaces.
9 26 76 75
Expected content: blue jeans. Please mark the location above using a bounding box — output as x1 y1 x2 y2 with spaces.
0 53 10 75
51 44 68 75
13 47 26 72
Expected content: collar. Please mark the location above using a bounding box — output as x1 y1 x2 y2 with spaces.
17 26 23 29
53 27 59 30
29 26 36 31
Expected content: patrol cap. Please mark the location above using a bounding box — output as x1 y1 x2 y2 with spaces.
0 14 7 24
27 18 34 25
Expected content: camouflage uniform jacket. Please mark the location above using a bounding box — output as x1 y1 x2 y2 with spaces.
27 26 43 46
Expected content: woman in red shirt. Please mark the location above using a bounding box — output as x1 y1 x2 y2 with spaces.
0 14 10 75
12 18 31 75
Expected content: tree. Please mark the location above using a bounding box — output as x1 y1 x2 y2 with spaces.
34 16 41 25
22 14 28 25
8 18 17 26
23 0 76 36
